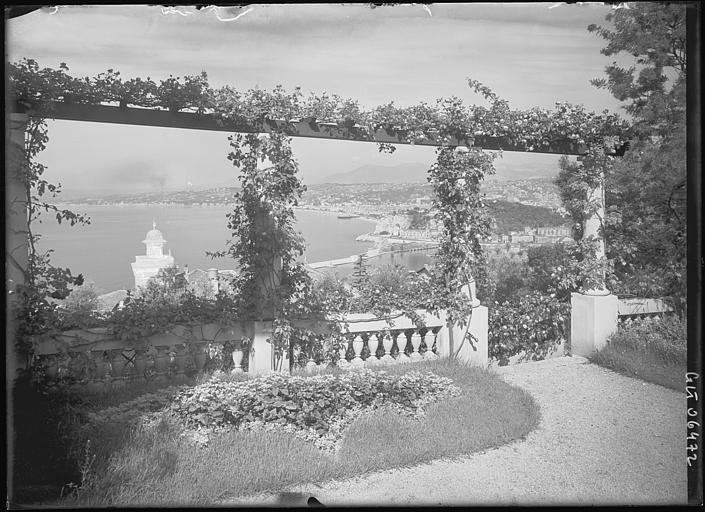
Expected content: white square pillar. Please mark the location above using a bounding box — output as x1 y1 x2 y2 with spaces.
453 305 488 367
570 292 618 357
249 321 290 374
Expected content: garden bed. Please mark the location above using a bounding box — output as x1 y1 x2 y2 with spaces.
49 359 539 507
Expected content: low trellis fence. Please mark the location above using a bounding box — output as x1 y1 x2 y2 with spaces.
30 322 250 393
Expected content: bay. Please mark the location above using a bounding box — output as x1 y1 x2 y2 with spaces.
34 205 431 294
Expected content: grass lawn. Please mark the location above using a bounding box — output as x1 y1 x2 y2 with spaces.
590 316 686 391
591 342 685 391
50 358 540 507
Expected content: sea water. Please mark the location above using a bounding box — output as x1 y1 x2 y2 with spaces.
34 205 432 293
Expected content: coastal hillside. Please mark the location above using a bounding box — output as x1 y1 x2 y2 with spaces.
319 154 561 184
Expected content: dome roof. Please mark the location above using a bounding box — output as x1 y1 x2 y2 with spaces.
143 221 166 244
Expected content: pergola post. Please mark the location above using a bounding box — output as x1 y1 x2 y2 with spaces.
248 208 288 374
248 135 288 374
6 113 29 506
6 114 29 374
571 173 618 357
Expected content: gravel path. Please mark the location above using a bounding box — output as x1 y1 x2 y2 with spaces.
223 356 686 506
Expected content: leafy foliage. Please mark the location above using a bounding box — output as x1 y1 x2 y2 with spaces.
524 243 579 302
58 282 102 329
587 3 687 310
606 315 686 366
106 268 242 342
168 369 460 449
554 142 619 291
352 265 432 323
588 3 686 138
488 292 570 366
426 147 494 327
477 247 529 304
9 59 629 152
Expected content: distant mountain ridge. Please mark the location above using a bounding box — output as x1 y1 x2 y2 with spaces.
319 163 430 184
319 159 559 184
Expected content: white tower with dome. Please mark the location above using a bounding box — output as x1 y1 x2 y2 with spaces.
131 221 175 289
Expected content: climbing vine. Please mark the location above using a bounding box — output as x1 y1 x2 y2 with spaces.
209 132 314 370
554 140 619 292
8 58 631 372
9 59 629 151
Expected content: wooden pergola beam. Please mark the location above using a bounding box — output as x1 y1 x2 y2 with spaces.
12 101 597 155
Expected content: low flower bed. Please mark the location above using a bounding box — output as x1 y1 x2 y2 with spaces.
168 369 461 452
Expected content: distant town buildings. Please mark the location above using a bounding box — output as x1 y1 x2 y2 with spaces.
496 225 572 245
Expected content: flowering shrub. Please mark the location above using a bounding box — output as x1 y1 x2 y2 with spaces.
168 369 460 451
488 292 570 365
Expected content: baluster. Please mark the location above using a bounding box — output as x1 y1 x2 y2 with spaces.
395 333 411 364
181 343 196 378
380 332 395 365
99 351 113 381
86 351 106 393
133 350 147 383
174 344 188 383
424 329 438 360
110 350 125 379
366 333 380 366
167 347 178 379
351 335 365 367
193 343 207 373
305 337 319 372
69 352 88 383
338 340 351 369
154 346 169 383
84 350 98 382
231 340 245 374
410 331 423 362
143 346 157 381
110 350 126 388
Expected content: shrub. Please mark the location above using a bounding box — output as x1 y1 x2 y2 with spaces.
525 243 576 301
353 264 431 317
479 246 529 303
168 369 460 450
488 291 570 365
606 315 686 365
57 282 103 329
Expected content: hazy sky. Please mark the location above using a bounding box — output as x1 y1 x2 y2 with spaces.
7 3 627 197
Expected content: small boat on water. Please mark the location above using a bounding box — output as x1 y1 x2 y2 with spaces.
337 214 360 219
